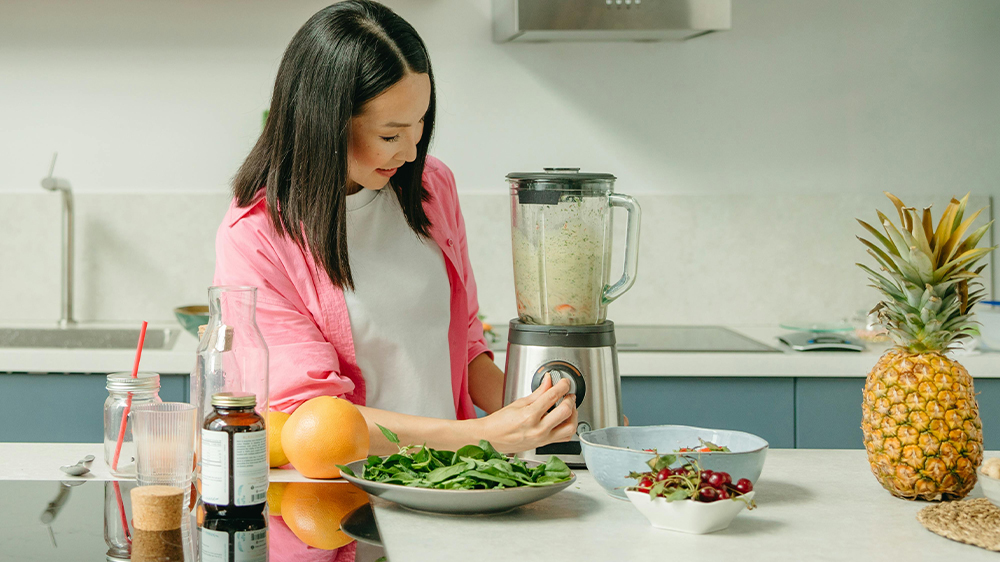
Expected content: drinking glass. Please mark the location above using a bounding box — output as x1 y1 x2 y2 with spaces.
132 403 196 495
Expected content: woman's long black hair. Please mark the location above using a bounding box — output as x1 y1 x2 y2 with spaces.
232 0 435 290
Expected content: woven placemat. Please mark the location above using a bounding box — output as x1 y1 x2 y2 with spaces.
917 498 1000 552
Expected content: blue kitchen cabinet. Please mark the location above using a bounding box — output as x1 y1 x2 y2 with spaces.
0 373 189 443
973 378 1000 451
796 377 1000 450
620 377 796 448
795 378 865 449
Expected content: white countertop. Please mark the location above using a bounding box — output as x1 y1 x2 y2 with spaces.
0 442 340 483
495 326 1000 378
371 448 999 562
6 443 998 560
3 323 1000 378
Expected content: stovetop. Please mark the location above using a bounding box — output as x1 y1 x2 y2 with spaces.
490 325 779 353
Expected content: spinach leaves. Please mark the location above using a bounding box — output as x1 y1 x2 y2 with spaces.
337 425 572 490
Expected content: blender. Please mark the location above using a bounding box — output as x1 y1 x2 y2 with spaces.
502 168 641 466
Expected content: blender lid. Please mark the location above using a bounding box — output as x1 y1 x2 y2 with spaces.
506 168 616 182
508 168 616 205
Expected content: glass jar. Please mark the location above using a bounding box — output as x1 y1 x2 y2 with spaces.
508 168 640 326
104 480 137 557
104 372 161 477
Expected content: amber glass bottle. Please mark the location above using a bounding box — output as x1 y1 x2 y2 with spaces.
201 392 267 516
200 510 267 562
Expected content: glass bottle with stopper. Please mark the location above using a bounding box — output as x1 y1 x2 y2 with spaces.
192 286 269 499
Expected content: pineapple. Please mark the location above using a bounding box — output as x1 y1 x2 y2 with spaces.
858 193 995 501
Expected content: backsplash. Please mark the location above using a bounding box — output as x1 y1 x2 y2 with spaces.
1 191 990 328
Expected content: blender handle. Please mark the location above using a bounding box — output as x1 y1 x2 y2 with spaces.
604 193 641 304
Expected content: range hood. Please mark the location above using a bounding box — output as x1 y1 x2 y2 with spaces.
492 0 731 43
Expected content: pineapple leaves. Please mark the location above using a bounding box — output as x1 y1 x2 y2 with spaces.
858 193 996 354
859 238 903 276
879 213 911 262
921 207 935 250
958 280 969 315
932 198 961 257
885 192 910 231
955 223 992 259
939 209 983 265
857 219 899 256
933 247 993 284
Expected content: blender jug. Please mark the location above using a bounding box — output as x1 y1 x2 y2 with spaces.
508 168 640 325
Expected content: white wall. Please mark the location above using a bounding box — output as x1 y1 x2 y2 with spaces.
1 0 998 328
2 0 998 194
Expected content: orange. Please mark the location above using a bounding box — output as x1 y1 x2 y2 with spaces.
267 481 289 516
281 396 370 479
280 482 368 550
268 410 291 467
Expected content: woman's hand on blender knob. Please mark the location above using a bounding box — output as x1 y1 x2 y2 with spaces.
474 373 578 454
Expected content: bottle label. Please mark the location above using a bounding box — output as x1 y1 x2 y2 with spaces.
199 527 229 562
233 430 268 506
201 429 229 505
234 528 268 562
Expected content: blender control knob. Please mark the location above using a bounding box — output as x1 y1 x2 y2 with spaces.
531 361 586 408
577 421 592 434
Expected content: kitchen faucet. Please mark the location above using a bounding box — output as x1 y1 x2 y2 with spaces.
40 153 76 328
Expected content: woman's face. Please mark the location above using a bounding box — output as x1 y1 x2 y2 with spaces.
348 72 431 193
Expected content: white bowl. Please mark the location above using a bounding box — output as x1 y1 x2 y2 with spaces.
978 471 1000 508
625 490 754 534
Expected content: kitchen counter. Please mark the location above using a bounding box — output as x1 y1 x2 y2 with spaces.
5 443 998 561
493 326 1000 378
0 442 333 483
4 323 1000 378
370 448 998 561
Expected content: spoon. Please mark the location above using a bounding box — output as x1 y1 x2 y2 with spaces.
59 455 95 476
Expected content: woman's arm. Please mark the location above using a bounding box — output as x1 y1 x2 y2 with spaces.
468 352 504 414
357 373 577 455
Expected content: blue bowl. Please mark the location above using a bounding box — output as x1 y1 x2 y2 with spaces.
579 425 768 499
173 305 209 339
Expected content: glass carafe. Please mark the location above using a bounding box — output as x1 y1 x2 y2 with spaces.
192 286 269 495
509 168 640 325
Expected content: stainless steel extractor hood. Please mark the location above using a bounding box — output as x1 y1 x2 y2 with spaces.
492 0 731 43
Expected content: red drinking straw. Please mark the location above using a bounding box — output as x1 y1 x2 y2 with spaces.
110 320 147 545
112 480 131 544
111 321 148 471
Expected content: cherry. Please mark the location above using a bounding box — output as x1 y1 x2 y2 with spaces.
735 478 753 494
718 488 730 500
699 469 714 483
639 477 654 488
656 468 672 481
706 472 728 489
698 486 720 503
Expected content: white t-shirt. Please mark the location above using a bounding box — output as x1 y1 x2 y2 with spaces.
343 187 456 420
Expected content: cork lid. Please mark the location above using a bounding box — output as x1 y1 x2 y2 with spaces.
130 485 184 531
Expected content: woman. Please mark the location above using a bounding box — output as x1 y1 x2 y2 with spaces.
214 0 578 456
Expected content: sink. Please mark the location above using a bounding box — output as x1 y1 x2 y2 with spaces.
0 327 178 349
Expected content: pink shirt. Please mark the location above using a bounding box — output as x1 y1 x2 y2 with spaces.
214 156 491 420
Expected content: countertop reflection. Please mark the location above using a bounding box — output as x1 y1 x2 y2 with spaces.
0 480 384 562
